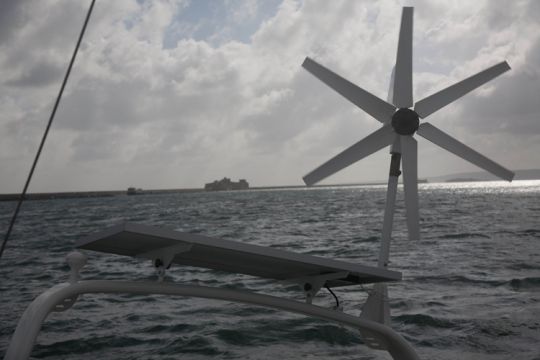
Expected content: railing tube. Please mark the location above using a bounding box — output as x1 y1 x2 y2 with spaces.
4 281 419 360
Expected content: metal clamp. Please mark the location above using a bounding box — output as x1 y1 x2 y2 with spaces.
136 243 192 281
286 272 349 304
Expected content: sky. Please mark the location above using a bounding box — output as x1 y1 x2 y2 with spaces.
0 0 539 193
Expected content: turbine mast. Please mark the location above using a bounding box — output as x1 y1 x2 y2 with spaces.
378 151 401 268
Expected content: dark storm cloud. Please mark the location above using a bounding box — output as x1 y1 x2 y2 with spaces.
0 0 31 45
1 1 89 72
457 37 540 135
5 61 64 87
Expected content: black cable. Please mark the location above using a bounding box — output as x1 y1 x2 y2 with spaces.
325 285 339 308
0 0 96 261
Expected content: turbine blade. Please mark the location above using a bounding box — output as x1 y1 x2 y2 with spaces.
302 57 396 123
414 61 511 118
303 126 396 186
392 7 414 108
387 66 395 105
400 135 420 241
417 123 514 181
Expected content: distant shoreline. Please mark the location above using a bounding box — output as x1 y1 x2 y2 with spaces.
0 188 203 202
0 182 389 202
1 176 538 202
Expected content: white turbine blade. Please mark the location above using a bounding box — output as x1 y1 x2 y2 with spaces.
392 7 414 108
303 126 396 186
414 61 511 118
400 135 420 241
417 122 515 181
387 66 395 105
302 57 396 123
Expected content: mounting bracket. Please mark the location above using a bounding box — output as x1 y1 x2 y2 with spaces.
286 271 349 304
136 243 192 281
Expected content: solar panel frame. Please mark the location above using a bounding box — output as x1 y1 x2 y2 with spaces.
77 222 401 287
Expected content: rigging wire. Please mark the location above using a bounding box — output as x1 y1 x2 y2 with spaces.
0 0 96 262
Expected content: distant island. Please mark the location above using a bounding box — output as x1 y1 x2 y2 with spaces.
430 169 540 183
445 178 478 183
205 177 249 191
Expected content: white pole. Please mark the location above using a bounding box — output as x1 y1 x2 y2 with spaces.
379 175 399 267
378 145 401 268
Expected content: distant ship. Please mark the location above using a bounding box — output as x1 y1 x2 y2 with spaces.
126 187 144 195
205 178 249 191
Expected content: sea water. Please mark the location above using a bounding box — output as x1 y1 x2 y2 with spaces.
0 181 539 360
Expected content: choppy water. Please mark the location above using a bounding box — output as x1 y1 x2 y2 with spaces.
1 181 539 360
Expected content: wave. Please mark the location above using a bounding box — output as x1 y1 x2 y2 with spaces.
509 277 540 291
136 323 199 334
32 335 162 357
411 274 507 287
518 229 540 238
394 313 455 328
506 262 540 270
439 233 490 239
158 336 220 356
411 275 540 291
495 228 540 238
215 323 362 347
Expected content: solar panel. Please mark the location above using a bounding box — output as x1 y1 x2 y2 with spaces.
77 222 401 288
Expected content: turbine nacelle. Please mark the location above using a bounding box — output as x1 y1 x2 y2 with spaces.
391 108 419 136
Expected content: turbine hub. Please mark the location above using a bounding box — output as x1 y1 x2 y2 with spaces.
391 108 419 135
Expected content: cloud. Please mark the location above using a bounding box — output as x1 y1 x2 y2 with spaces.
6 61 65 87
0 0 32 45
0 0 538 193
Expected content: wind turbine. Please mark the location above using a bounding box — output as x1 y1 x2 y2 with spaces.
301 7 514 328
302 6 513 261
